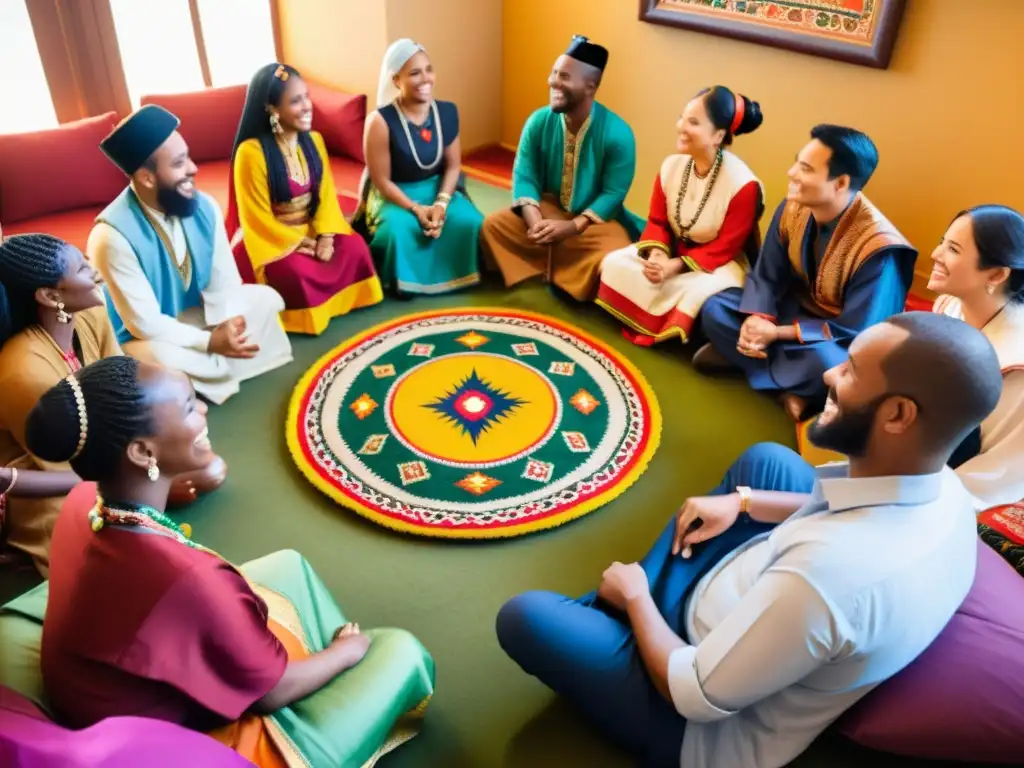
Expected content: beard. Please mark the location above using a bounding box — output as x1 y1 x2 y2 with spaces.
550 88 580 114
157 177 198 218
807 388 884 458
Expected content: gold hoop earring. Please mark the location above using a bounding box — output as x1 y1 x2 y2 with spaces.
56 301 71 324
269 113 282 134
147 457 160 482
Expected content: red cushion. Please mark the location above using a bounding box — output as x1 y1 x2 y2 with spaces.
1 208 103 252
0 112 126 224
195 158 232 214
141 85 246 164
309 83 366 164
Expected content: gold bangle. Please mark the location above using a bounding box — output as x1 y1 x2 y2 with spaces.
736 485 752 515
436 192 452 203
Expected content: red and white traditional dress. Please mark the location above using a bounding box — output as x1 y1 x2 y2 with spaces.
596 150 762 343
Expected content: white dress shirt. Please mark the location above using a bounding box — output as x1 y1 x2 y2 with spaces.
669 463 978 768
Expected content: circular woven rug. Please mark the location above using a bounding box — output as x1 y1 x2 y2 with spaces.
286 308 661 539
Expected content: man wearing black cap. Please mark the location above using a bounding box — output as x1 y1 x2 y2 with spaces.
481 35 639 301
87 105 292 404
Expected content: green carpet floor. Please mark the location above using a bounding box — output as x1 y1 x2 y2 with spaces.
0 179 965 767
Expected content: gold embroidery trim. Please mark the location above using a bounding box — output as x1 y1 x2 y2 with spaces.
272 192 313 227
559 113 591 212
780 194 911 319
138 203 193 290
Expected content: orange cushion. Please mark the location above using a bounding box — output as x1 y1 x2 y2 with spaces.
0 113 126 224
141 85 247 164
309 83 366 164
3 207 104 252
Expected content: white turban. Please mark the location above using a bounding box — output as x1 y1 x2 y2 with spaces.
377 38 426 107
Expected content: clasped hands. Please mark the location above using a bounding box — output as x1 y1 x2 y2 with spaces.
296 235 335 262
411 203 447 239
597 492 743 610
737 314 778 359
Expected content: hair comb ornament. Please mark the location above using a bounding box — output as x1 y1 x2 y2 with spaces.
274 65 290 82
65 375 89 460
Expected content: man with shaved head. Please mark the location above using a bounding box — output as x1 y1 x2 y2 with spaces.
482 35 638 301
498 312 1001 767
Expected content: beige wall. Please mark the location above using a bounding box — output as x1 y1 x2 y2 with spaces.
280 0 502 151
279 0 387 99
387 0 502 151
502 0 1024 292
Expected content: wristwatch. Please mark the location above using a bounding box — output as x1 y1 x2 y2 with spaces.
736 485 752 517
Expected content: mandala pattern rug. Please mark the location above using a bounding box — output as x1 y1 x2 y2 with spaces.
287 309 661 539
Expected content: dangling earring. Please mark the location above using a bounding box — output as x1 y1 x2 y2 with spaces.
269 112 282 134
986 284 996 295
147 456 160 482
56 301 71 324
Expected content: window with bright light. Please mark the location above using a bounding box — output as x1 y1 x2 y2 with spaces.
198 0 277 87
109 0 205 107
0 1 58 135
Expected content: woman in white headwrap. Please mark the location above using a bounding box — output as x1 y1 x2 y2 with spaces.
355 39 483 296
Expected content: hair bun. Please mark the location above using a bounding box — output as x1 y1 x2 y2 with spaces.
735 95 763 137
26 379 85 465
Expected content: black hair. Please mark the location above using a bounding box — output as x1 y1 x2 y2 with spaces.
954 204 1024 304
697 86 763 146
881 312 1002 452
26 356 153 483
231 63 322 218
0 233 70 347
809 124 878 192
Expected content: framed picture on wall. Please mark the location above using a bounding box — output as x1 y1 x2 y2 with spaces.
639 0 906 69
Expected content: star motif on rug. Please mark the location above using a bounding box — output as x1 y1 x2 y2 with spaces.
423 369 527 444
350 393 378 420
570 388 601 416
522 458 554 483
398 460 431 486
455 471 502 496
455 331 490 350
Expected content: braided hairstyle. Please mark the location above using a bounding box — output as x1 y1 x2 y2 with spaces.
231 63 323 219
0 233 70 347
697 85 763 147
26 356 153 483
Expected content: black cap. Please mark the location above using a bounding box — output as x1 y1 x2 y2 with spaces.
566 35 608 71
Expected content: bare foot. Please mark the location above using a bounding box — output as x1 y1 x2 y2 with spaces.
331 623 371 668
781 393 808 423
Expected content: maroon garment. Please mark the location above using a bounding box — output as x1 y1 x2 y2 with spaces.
42 484 288 730
260 177 376 310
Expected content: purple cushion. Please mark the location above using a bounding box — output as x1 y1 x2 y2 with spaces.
840 540 1024 763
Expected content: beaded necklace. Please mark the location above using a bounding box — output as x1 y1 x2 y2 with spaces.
88 499 226 560
393 98 443 171
674 149 723 240
276 137 309 185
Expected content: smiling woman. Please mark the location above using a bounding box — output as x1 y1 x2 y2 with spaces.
227 62 383 335
354 39 484 297
0 234 227 573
